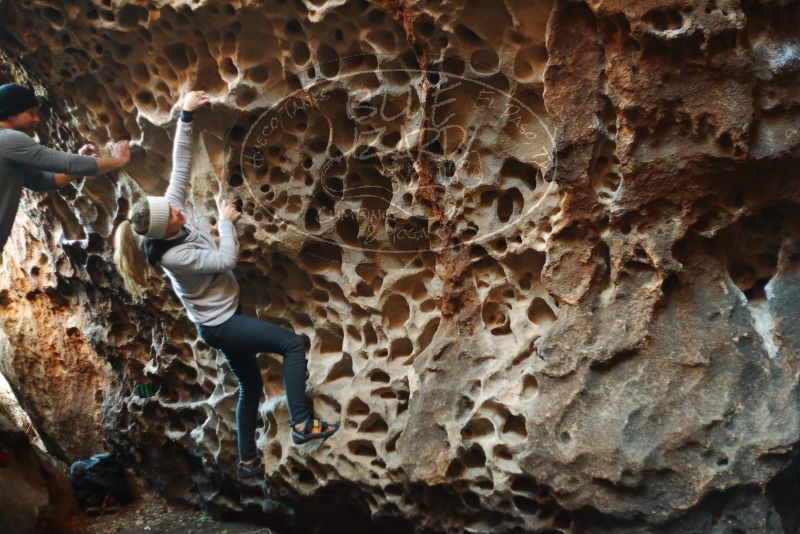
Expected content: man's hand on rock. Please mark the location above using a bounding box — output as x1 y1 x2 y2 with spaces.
83 140 131 175
107 140 130 165
54 140 130 186
78 143 98 157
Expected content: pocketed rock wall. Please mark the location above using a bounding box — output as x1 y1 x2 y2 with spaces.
0 0 799 532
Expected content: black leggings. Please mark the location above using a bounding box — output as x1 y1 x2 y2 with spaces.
197 312 309 461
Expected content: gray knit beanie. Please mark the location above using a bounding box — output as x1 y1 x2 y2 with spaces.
145 196 170 239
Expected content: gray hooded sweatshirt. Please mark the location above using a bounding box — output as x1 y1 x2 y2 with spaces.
158 119 240 326
0 128 98 250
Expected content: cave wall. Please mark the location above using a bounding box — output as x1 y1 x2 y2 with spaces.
0 410 79 534
0 0 799 532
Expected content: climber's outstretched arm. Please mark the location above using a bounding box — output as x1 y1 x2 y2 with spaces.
164 90 211 209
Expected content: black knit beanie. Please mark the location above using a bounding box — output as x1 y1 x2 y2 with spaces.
0 84 39 120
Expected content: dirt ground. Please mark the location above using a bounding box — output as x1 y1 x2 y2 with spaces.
64 486 280 534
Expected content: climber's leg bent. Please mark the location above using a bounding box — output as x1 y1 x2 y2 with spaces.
205 313 311 423
223 318 341 443
198 312 337 445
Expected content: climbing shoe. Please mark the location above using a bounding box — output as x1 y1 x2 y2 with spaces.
237 455 264 479
291 415 339 445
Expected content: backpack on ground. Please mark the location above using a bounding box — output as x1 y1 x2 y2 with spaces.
69 452 134 513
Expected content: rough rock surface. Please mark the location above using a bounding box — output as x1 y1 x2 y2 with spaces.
0 411 79 534
0 0 799 532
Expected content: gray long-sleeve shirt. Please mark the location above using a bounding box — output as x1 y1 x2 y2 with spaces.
158 119 240 326
0 128 98 250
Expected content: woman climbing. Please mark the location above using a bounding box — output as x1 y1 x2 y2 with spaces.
113 90 339 479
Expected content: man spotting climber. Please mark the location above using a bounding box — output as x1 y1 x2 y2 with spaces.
0 83 130 253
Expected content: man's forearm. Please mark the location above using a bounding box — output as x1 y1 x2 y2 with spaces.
95 157 127 174
52 173 73 187
52 156 126 187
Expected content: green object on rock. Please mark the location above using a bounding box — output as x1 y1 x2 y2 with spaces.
135 383 159 398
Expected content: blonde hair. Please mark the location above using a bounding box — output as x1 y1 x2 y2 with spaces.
113 201 153 299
